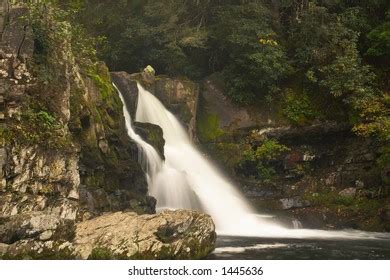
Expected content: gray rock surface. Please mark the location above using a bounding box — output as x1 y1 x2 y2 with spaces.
279 197 311 210
74 210 216 260
110 71 139 119
339 188 357 198
1 210 216 260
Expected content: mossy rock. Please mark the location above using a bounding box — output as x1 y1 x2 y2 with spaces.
134 122 165 159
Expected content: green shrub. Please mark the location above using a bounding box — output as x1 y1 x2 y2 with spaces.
256 163 276 181
282 89 316 125
377 146 390 184
241 139 289 180
36 110 56 126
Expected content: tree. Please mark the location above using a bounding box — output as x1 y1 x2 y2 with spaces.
210 1 291 103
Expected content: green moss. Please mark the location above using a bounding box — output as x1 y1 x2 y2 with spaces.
88 247 129 260
307 191 382 219
1 244 75 260
87 63 115 100
4 106 72 150
304 190 390 231
256 163 276 181
197 112 225 142
251 139 290 161
213 142 245 171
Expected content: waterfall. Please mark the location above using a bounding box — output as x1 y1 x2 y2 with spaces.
116 83 390 240
135 83 286 236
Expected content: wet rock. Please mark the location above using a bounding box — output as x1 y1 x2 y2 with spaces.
255 121 351 140
339 187 357 198
153 77 199 140
240 179 282 199
0 212 72 244
200 79 259 132
111 71 199 139
110 71 139 118
6 146 80 198
0 242 9 256
73 210 216 259
134 122 165 159
78 186 156 216
279 197 311 210
39 230 53 241
0 148 6 190
141 65 156 85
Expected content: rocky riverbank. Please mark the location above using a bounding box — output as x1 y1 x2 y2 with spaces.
196 77 390 232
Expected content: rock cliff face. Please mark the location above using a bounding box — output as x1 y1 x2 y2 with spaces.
0 1 153 221
0 2 216 259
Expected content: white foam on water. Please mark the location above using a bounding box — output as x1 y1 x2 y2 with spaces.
214 243 288 254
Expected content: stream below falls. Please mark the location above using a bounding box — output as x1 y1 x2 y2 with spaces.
209 235 390 259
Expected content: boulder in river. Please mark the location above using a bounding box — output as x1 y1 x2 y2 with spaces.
1 210 216 260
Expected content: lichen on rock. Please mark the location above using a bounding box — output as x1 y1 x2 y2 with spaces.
74 210 216 260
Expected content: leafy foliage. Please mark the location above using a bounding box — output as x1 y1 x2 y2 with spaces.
243 139 290 162
241 139 290 180
65 0 389 141
366 14 390 59
282 89 316 125
210 2 292 103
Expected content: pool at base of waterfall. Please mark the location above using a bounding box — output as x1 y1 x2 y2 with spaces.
207 236 390 260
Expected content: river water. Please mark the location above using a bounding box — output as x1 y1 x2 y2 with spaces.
209 235 390 259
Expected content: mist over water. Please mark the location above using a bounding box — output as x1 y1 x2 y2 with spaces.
115 83 390 240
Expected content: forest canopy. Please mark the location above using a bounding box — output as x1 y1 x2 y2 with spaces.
58 0 389 140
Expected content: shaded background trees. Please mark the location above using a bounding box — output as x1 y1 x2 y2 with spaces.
62 0 389 139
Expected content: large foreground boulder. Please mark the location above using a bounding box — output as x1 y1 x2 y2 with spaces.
1 210 216 259
74 210 216 259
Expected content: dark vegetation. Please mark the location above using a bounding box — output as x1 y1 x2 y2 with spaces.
65 0 389 142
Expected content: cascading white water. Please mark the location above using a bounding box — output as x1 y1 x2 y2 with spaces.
135 83 285 236
116 83 390 240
